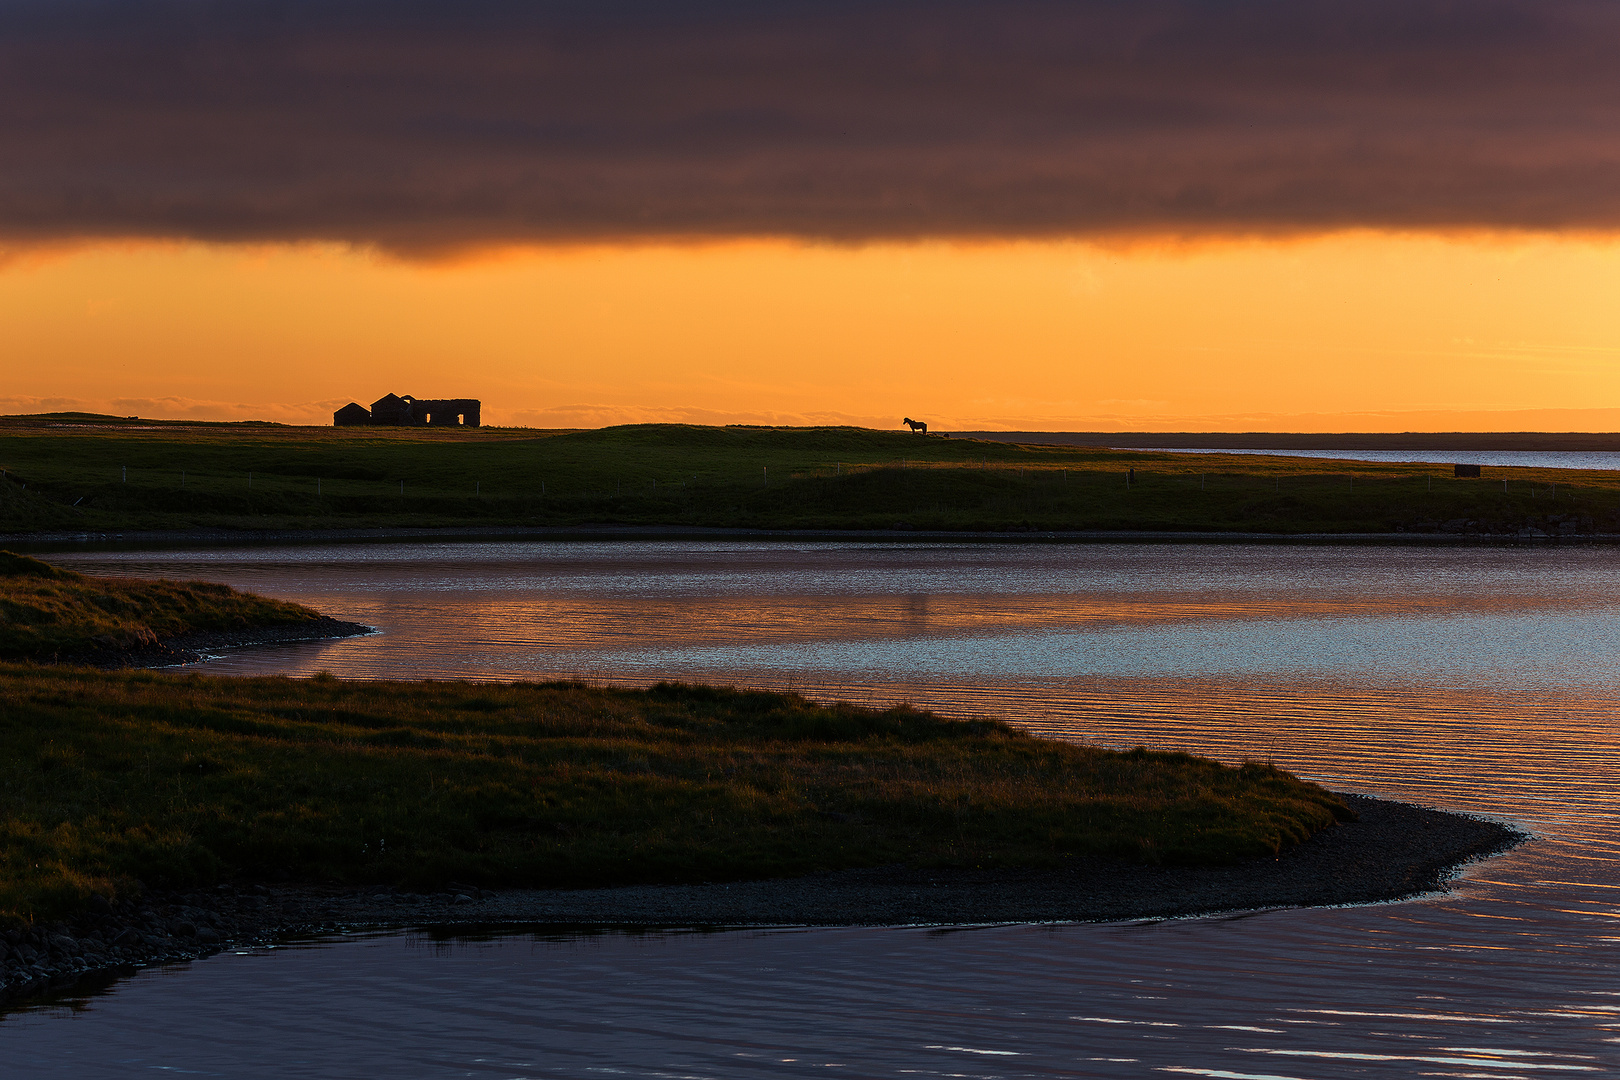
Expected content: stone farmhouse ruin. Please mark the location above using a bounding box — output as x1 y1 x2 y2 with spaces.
334 393 481 427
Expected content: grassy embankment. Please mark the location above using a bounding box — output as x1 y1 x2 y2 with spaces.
0 550 320 660
2 413 1616 535
0 667 1351 923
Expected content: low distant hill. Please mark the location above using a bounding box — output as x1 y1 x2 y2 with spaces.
2 420 1616 537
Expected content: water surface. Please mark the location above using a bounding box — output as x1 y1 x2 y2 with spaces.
1141 446 1620 471
7 541 1618 1077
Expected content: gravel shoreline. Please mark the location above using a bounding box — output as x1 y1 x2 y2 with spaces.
0 794 1523 1011
38 616 375 669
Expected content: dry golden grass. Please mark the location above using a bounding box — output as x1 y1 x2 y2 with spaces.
0 667 1351 922
0 551 317 659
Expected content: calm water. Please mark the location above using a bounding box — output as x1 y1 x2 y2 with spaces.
6 541 1619 1077
1143 446 1620 471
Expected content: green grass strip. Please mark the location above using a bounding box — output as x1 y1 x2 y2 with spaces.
0 667 1351 923
3 419 1616 535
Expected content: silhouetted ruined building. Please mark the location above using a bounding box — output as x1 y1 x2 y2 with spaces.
333 394 481 427
402 396 481 426
333 402 372 426
369 393 411 425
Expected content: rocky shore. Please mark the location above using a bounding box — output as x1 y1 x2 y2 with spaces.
0 794 1522 1012
42 615 373 669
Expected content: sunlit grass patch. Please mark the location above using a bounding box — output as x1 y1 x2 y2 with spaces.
0 667 1352 922
0 550 318 659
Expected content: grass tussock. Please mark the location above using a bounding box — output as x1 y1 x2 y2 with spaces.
0 551 318 659
0 667 1352 922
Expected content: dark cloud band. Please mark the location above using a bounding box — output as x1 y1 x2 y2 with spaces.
4 0 1619 248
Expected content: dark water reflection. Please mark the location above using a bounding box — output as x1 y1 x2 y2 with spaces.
7 541 1620 1077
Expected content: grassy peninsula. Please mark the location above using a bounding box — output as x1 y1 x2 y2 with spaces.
2 413 1617 536
0 550 321 661
0 668 1351 923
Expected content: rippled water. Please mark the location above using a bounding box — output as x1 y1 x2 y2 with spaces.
7 540 1619 1077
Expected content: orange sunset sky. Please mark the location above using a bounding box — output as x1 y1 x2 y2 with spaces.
7 232 1620 431
7 233 1620 431
5 1 1620 432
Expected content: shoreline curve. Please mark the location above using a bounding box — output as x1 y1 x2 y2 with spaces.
0 794 1523 1012
36 616 375 669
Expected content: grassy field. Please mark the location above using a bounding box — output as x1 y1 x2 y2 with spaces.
0 551 319 660
2 413 1616 535
0 668 1350 923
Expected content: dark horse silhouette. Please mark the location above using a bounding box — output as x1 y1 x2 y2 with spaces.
902 417 928 434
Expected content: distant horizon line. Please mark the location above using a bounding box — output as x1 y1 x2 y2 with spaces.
6 411 1620 449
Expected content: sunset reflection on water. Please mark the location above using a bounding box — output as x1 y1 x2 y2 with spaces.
14 539 1618 1076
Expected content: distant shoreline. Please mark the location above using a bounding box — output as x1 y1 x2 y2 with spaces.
6 421 1615 538
956 431 1620 452
9 524 1620 551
